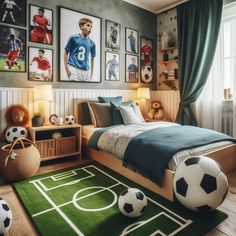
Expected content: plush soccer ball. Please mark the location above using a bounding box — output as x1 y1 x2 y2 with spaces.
5 126 28 143
141 65 153 83
65 115 75 125
118 188 147 217
0 198 12 234
173 156 228 212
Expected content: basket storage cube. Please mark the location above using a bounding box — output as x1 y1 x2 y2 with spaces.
36 139 55 158
56 136 76 156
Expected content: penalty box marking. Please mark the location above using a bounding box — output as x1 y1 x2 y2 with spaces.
30 165 192 235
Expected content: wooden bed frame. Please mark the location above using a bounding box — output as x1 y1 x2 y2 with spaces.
83 136 236 201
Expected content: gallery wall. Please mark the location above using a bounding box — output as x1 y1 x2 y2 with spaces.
0 0 157 90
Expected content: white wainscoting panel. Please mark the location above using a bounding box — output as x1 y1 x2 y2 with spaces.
0 88 179 133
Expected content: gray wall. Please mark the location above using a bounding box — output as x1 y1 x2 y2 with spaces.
0 0 157 90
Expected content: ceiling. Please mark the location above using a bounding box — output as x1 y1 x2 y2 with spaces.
123 0 187 13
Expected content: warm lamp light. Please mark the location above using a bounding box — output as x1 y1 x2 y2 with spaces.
34 85 53 125
137 87 150 100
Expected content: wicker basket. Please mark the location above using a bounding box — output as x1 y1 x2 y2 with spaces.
0 138 40 181
56 136 76 156
36 139 55 158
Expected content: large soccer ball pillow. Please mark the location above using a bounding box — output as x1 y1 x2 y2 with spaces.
5 126 28 143
118 188 147 217
0 198 12 234
173 156 228 212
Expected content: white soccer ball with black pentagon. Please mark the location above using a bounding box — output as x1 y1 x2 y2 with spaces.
5 126 28 143
173 156 228 212
141 65 153 83
118 188 147 217
0 198 12 234
64 115 75 125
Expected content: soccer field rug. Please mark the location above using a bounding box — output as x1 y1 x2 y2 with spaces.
13 162 228 236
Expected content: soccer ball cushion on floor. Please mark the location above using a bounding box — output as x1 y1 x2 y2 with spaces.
173 156 228 212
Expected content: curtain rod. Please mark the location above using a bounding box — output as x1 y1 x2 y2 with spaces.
156 0 189 14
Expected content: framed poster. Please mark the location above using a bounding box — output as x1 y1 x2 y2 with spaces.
125 54 139 83
140 36 153 83
28 46 53 82
59 7 101 82
29 4 53 45
105 51 119 81
125 27 139 54
0 25 26 72
0 0 26 26
105 20 120 50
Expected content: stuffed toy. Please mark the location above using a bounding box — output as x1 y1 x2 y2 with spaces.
0 104 30 143
147 101 164 120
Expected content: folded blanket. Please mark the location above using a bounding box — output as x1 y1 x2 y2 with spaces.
123 125 236 186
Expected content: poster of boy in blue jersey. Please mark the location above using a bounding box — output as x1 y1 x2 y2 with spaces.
60 7 101 82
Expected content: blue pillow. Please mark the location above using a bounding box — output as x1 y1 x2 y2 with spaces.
110 101 123 125
110 101 134 125
98 96 122 104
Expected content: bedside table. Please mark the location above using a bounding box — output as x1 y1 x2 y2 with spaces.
28 124 81 162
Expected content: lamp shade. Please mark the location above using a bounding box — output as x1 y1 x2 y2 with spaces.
137 87 150 99
34 85 53 102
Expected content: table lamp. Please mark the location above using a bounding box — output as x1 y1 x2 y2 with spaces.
34 85 53 125
137 87 150 117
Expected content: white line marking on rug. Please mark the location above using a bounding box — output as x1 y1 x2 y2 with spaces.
31 181 85 236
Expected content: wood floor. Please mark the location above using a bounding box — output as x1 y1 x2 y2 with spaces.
0 157 236 236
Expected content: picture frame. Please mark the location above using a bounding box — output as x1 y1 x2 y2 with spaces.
0 25 26 72
0 0 26 26
125 54 139 83
28 46 53 82
29 4 53 45
59 7 101 83
125 27 139 54
105 20 120 50
105 51 120 81
140 36 154 83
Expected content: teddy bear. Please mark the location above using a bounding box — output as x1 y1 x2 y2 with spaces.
147 101 164 120
0 104 30 143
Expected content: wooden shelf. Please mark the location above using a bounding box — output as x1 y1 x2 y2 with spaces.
160 47 177 52
160 59 178 65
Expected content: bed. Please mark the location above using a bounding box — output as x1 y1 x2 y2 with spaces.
77 99 236 201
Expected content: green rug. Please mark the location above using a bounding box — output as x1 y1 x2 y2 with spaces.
13 162 227 236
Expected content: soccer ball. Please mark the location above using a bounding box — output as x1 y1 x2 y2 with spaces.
0 198 12 234
141 65 153 83
118 188 147 217
65 115 75 125
5 126 28 143
173 156 228 212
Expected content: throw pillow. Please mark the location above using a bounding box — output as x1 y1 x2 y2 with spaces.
119 105 143 125
98 96 122 104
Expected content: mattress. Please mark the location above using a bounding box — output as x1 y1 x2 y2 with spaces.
82 124 233 171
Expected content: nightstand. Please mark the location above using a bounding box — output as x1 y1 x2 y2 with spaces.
28 124 81 162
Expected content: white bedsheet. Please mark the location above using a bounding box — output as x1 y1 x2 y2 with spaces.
82 123 233 171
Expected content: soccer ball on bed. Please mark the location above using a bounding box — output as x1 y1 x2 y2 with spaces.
118 188 147 217
173 156 228 212
0 198 12 234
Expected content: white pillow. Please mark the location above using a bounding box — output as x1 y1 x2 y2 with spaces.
131 104 145 122
119 105 143 125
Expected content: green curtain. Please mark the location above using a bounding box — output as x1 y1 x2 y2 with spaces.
176 0 223 125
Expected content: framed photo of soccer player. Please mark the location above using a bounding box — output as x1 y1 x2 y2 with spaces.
105 51 120 81
125 54 139 83
0 25 26 72
125 27 139 54
140 36 153 83
28 46 53 82
59 7 101 83
29 4 53 45
105 20 120 50
0 0 26 26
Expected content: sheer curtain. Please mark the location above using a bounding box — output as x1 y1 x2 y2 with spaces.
196 3 236 136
